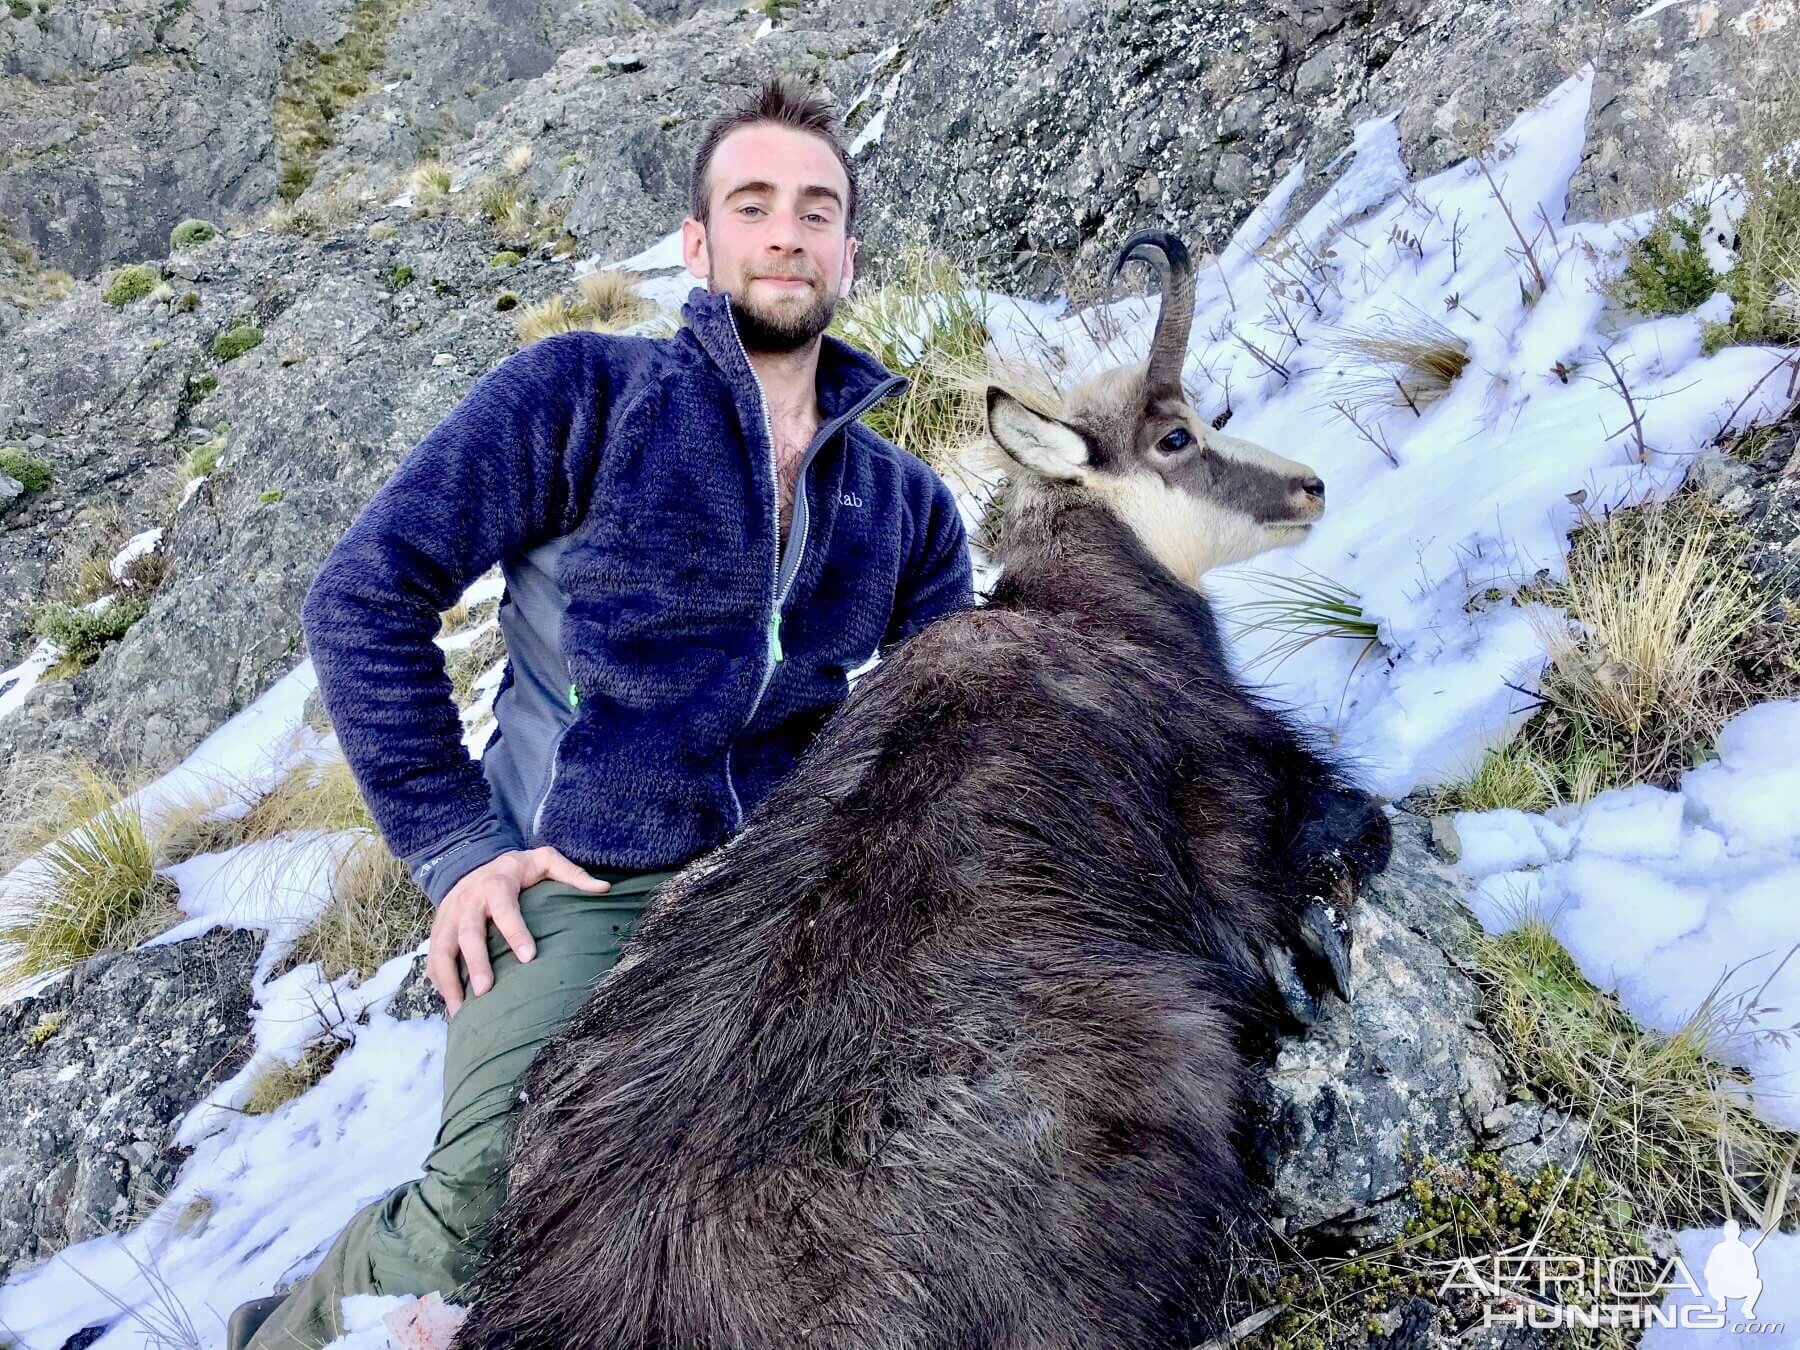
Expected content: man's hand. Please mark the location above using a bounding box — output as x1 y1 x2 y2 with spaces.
428 846 612 1016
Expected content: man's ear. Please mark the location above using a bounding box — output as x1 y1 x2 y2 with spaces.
681 217 708 280
839 235 857 298
985 387 1090 480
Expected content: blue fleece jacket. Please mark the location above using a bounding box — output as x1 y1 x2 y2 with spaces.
301 283 975 906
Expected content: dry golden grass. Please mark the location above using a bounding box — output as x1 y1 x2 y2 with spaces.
240 1038 349 1115
1475 912 1800 1234
1323 312 1471 416
829 243 994 477
1525 493 1785 792
514 269 653 345
1424 491 1800 813
447 624 508 709
281 836 432 983
0 760 184 988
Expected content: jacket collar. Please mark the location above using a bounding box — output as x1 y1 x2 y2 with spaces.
676 284 907 424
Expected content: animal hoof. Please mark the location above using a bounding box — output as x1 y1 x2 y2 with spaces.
1263 944 1323 1026
1296 893 1354 1002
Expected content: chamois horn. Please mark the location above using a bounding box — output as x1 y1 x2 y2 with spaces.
1105 228 1196 398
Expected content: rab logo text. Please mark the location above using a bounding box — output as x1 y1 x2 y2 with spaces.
840 492 864 508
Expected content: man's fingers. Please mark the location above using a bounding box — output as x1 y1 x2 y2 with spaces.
428 928 463 1018
490 893 536 964
536 846 611 892
461 918 496 998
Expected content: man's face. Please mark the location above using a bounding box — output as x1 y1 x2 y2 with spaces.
682 123 857 353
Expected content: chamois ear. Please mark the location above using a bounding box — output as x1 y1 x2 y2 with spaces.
985 387 1090 481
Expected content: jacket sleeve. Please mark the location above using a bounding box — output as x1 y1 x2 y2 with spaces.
882 473 975 650
300 332 616 907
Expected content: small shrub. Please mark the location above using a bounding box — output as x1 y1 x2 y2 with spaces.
367 221 399 241
489 250 521 268
389 263 414 288
1613 202 1719 315
187 373 218 403
32 596 151 672
494 290 518 312
25 1009 65 1048
0 446 50 493
169 218 217 249
280 351 306 367
185 432 225 479
259 489 283 503
176 290 199 312
102 263 160 307
211 323 263 361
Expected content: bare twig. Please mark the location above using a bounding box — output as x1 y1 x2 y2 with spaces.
1473 151 1550 296
1596 344 1650 464
1331 402 1400 466
1235 333 1293 381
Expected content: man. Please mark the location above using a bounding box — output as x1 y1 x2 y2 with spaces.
226 77 974 1350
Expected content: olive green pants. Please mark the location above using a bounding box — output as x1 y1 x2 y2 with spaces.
233 865 680 1350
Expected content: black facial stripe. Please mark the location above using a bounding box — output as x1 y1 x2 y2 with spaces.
1188 452 1294 522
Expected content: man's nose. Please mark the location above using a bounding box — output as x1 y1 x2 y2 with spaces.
764 206 806 250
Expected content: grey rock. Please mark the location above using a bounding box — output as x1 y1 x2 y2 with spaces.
0 928 261 1282
1688 447 1756 503
853 0 1785 297
0 470 21 512
1251 810 1508 1242
1429 813 1462 864
379 953 444 1024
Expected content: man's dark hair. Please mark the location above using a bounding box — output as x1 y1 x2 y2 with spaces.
689 77 859 234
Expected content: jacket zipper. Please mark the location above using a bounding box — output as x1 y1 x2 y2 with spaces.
719 303 903 829
528 681 581 838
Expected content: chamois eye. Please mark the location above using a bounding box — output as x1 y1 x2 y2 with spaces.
1158 427 1193 453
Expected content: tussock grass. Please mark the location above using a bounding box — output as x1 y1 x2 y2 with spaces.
405 158 453 210
1523 492 1794 794
240 1038 349 1115
156 755 376 871
282 837 431 982
1322 311 1470 416
829 244 994 476
1473 915 1800 1234
0 762 184 987
514 269 652 345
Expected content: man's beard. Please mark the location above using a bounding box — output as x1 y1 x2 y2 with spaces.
707 247 839 353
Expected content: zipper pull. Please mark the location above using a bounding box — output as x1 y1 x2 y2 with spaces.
568 681 580 709
769 611 784 664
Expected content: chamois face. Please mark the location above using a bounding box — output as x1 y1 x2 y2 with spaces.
985 373 1326 586
983 228 1325 587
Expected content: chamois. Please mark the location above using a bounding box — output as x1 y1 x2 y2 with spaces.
449 229 1394 1350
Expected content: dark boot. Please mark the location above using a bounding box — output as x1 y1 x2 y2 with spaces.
225 1294 289 1350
